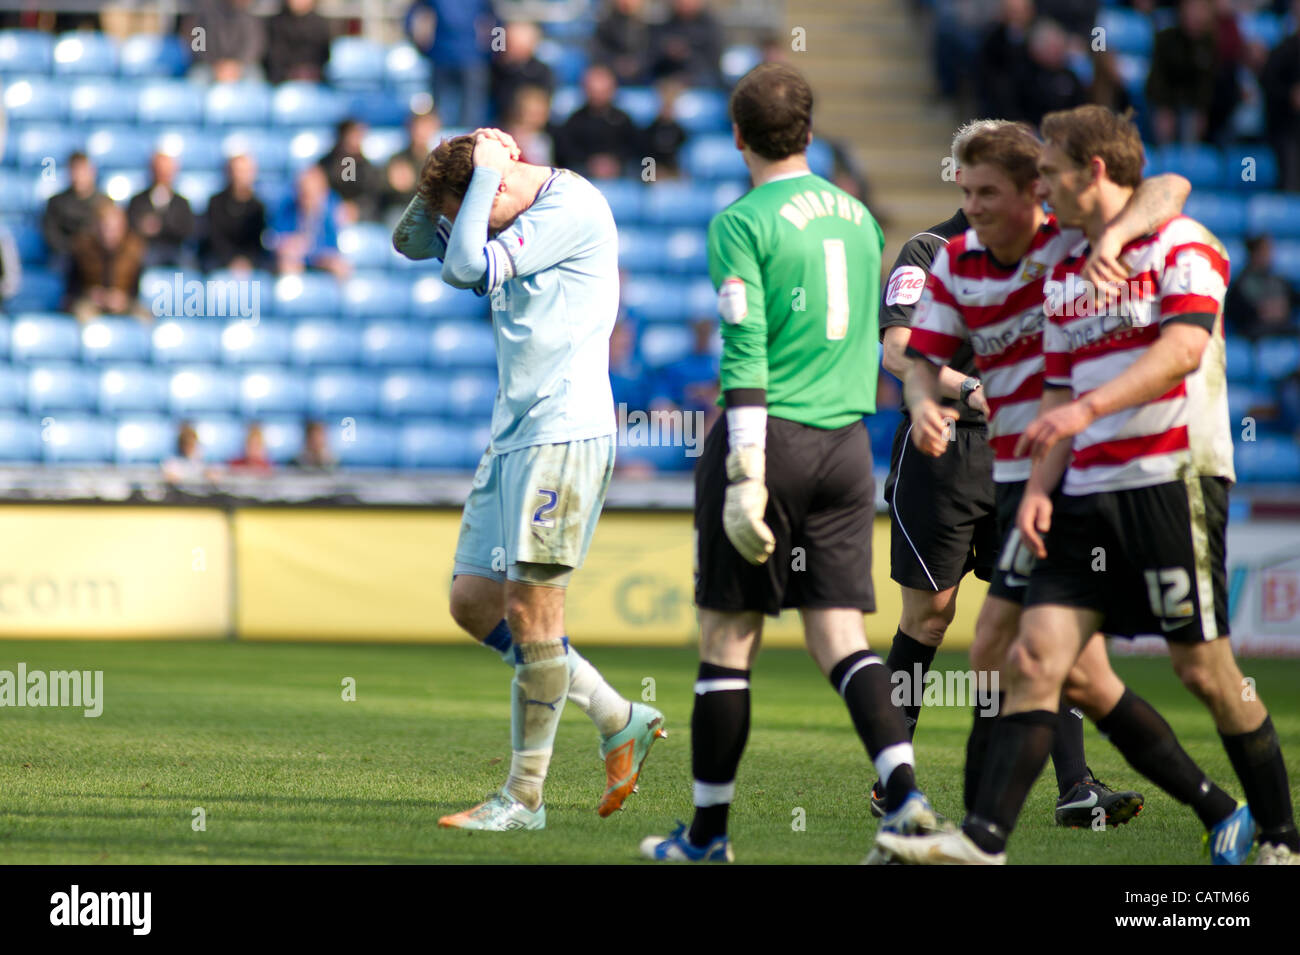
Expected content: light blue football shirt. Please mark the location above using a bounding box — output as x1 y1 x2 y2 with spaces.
440 166 619 453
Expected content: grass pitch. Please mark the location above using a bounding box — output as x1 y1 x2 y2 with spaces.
1 639 1297 864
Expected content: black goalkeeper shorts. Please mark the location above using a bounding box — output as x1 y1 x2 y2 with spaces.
694 414 876 616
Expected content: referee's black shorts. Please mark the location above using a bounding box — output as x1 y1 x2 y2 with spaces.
882 415 998 593
694 414 875 616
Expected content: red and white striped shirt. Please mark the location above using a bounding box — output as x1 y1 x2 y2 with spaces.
908 215 1079 483
1043 216 1234 495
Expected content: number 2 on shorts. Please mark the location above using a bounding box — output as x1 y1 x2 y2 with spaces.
532 488 558 528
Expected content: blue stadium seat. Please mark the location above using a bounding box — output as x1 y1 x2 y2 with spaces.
1255 337 1300 381
1247 194 1300 239
193 417 245 462
867 411 902 459
596 179 645 223
644 181 722 227
0 316 10 358
343 90 410 127
118 33 188 77
381 371 452 417
639 323 694 368
683 134 747 181
291 319 362 366
52 32 117 75
68 80 138 124
222 128 290 174
5 269 63 312
1239 11 1286 49
1221 146 1278 191
1146 144 1221 187
153 319 222 364
360 126 407 165
686 277 717 318
286 127 334 170
721 43 762 85
153 127 225 171
81 317 151 363
176 170 223 214
1235 436 1300 483
256 416 304 464
361 320 429 366
399 418 474 468
99 365 171 414
0 171 38 212
619 228 668 271
14 124 81 168
327 37 387 88
335 418 399 468
1224 336 1254 383
662 228 708 273
221 320 291 365
0 413 43 461
429 319 495 369
10 314 80 362
615 86 660 126
115 416 174 464
0 30 54 74
1227 384 1275 423
410 276 485 320
338 223 398 270
273 273 341 318
3 79 69 122
446 371 497 417
310 370 382 417
272 83 347 128
618 441 695 473
1182 194 1247 238
385 44 431 86
28 364 99 413
1272 240 1300 286
807 139 834 178
169 366 240 414
138 81 204 125
1097 8 1154 56
536 39 588 87
204 81 272 126
674 89 729 133
550 84 583 121
622 276 692 322
344 273 409 319
42 415 116 464
102 167 149 204
240 367 309 416
86 124 155 169
0 366 27 409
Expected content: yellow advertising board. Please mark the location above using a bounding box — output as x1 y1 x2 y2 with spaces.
0 506 230 638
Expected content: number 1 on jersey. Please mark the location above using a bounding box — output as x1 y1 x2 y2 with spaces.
823 239 849 340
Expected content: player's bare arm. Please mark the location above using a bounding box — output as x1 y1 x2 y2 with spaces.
1014 386 1074 558
1082 173 1190 287
883 326 987 413
903 356 959 457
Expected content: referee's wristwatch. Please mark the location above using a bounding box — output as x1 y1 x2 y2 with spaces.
960 377 982 408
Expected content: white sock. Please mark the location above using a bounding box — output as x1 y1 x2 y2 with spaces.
505 640 569 810
567 648 632 737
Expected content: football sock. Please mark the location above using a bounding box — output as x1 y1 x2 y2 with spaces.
485 619 630 736
1051 704 1090 795
963 693 1004 813
830 650 916 812
1220 716 1300 851
885 628 938 738
964 709 1056 855
688 663 750 847
1095 688 1237 829
505 638 569 811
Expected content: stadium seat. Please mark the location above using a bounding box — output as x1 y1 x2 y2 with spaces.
52 32 117 75
615 87 660 126
683 134 747 181
273 273 341 318
221 320 292 365
662 228 709 273
6 220 43 263
310 370 382 417
721 43 763 85
643 181 722 227
68 80 138 124
360 320 430 366
618 440 694 473
153 319 222 364
42 415 116 464
10 314 80 362
1227 384 1275 423
1235 435 1300 483
115 416 174 464
360 126 407 165
399 418 476 468
381 371 452 417
686 277 717 318
1247 194 1300 239
286 127 334 170
1224 336 1254 383
639 323 693 367
0 413 43 462
81 317 152 363
193 417 245 462
335 418 399 468
86 124 155 169
4 269 63 312
169 366 240 415
445 371 497 417
344 90 411 127
13 124 80 168
326 37 387 88
272 83 347 128
536 39 588 86
1182 193 1247 238
240 367 310 416
1272 240 1300 286
1255 337 1300 381
1221 146 1278 191
807 140 835 178
550 85 583 123
102 168 150 203
0 316 9 358
619 228 669 271
0 170 40 212
1239 11 1286 49
291 319 362 366
138 81 204 125
3 79 69 122
118 33 188 77
338 223 398 270
99 365 171 414
410 276 485 320
674 89 729 134
0 30 55 75
344 273 409 319
256 416 304 464
222 128 291 174
1146 144 1221 188
176 170 223 214
622 276 693 322
204 81 272 126
1096 8 1154 56
867 410 902 460
28 364 99 413
0 365 27 409
596 179 645 223
429 319 495 369
385 44 431 86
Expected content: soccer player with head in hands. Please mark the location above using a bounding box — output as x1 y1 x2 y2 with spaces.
392 128 665 830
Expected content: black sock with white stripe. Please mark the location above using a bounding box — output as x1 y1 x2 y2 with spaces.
965 710 1056 854
1220 716 1300 851
885 628 937 738
1051 704 1090 795
688 663 750 847
830 650 916 812
1096 689 1236 829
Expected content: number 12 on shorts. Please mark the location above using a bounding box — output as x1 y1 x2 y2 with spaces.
533 489 559 528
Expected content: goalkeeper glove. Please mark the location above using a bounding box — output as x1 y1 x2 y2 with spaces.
723 444 775 565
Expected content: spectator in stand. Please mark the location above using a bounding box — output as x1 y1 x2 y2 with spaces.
270 164 348 279
1034 0 1096 41
265 0 332 85
592 0 653 86
185 0 266 84
43 152 107 261
1225 234 1299 339
381 109 440 224
556 64 638 179
67 198 146 323
642 76 688 178
1145 0 1218 144
1087 49 1132 114
163 422 218 483
651 0 723 85
127 152 196 269
405 0 495 128
203 153 267 272
1261 0 1300 192
609 317 647 414
1019 19 1086 122
665 318 721 432
490 20 555 123
228 422 273 474
319 119 383 224
976 0 1036 122
505 85 558 167
293 420 337 470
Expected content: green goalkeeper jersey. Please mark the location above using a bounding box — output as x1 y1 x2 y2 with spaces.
707 171 884 430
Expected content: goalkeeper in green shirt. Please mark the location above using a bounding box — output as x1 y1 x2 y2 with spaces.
641 63 941 864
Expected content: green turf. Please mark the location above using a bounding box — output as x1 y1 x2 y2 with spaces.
0 640 1296 864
